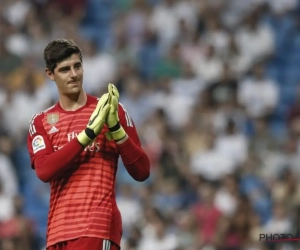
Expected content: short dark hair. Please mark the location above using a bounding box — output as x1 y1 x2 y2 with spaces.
44 39 82 72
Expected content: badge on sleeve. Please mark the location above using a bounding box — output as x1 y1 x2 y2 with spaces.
32 135 46 154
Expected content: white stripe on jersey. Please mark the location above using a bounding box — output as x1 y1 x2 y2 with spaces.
29 124 36 136
102 239 111 250
28 105 55 136
28 113 41 136
119 102 133 127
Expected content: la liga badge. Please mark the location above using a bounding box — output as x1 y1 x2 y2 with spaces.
32 135 46 154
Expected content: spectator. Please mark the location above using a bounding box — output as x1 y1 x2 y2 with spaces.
193 182 222 246
235 8 275 64
190 131 235 181
238 61 279 120
192 44 223 84
81 39 116 95
215 119 248 167
138 208 178 250
0 133 18 197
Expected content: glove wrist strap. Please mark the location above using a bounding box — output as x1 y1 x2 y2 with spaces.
108 122 121 132
110 124 126 142
85 128 97 140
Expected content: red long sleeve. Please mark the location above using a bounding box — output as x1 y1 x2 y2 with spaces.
34 138 84 182
116 137 150 181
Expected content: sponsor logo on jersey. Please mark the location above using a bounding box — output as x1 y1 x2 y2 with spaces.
32 135 46 154
67 132 101 152
47 113 59 125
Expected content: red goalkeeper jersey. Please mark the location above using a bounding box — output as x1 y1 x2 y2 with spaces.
27 94 149 248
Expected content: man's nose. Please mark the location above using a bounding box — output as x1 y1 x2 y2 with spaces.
70 68 77 77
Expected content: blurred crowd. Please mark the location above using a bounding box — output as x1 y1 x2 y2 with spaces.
0 0 300 249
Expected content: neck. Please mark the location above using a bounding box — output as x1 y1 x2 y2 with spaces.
59 91 87 111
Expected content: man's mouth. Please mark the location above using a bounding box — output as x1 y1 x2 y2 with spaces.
68 80 79 84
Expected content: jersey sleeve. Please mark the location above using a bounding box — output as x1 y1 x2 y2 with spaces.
27 112 85 182
116 103 150 181
27 113 54 168
118 103 141 147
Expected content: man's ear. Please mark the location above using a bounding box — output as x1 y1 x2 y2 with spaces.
45 68 54 81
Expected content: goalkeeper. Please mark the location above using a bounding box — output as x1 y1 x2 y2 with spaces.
26 39 150 250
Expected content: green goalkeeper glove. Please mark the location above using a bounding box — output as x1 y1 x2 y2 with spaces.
106 83 127 142
77 93 110 147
